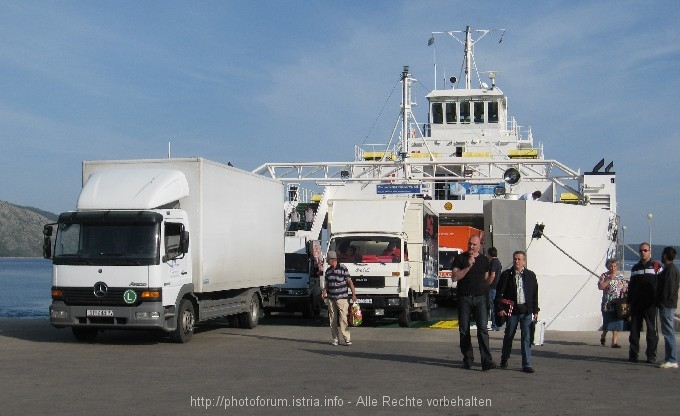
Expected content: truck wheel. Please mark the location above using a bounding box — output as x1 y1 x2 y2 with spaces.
398 304 411 327
171 299 195 343
238 292 260 329
72 327 98 342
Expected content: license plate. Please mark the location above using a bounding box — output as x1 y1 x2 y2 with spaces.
87 309 114 317
354 298 372 304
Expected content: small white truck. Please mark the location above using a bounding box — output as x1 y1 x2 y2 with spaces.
325 198 439 326
43 158 284 342
261 234 323 317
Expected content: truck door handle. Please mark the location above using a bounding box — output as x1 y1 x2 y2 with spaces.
181 271 188 275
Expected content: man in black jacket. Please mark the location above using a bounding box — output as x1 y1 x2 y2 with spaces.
494 250 539 373
656 246 679 369
628 242 659 363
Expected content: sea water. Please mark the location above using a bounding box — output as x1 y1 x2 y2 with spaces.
0 258 51 318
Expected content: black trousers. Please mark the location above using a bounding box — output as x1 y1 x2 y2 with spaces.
628 305 658 361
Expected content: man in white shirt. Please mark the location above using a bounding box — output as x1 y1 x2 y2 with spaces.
518 190 542 201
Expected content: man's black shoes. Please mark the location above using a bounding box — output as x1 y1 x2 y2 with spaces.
482 362 497 371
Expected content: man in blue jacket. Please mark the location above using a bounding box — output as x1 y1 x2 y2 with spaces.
495 250 539 373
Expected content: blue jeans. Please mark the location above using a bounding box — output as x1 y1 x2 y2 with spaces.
659 307 677 363
488 288 498 328
458 294 493 365
502 312 533 368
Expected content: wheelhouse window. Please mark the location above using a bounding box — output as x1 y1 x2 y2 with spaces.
488 101 499 123
474 102 485 123
460 101 471 123
445 103 457 124
431 103 443 124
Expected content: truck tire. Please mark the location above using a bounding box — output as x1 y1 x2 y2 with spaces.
398 304 411 327
238 292 260 329
72 327 98 342
171 299 195 343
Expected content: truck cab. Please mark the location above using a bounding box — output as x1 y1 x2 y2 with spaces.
43 159 284 343
325 198 438 327
437 247 462 303
262 235 323 317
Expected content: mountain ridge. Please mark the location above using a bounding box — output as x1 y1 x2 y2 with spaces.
0 200 57 257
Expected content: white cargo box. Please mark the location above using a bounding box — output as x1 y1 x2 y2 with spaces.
81 158 285 292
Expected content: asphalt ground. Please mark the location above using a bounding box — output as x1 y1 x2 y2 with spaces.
1 310 678 416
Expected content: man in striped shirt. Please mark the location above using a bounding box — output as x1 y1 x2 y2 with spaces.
322 250 357 346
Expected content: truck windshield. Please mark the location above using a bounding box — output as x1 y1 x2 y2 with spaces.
285 253 309 273
329 237 406 264
53 222 160 266
438 250 460 271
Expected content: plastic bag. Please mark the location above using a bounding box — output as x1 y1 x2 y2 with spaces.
349 303 363 326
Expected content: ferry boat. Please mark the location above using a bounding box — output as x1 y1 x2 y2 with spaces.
255 26 618 331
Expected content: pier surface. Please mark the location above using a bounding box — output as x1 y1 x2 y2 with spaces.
1 316 677 416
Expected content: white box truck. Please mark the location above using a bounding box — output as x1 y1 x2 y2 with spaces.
325 198 438 327
43 158 284 343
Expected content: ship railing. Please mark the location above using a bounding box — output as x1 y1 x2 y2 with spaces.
505 116 533 142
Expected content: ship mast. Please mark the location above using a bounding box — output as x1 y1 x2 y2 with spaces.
401 65 412 159
430 26 505 90
463 26 473 89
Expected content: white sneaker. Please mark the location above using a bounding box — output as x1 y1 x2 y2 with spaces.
659 361 678 369
345 341 352 346
331 339 338 346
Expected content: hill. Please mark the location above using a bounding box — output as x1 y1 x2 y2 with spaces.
0 200 57 257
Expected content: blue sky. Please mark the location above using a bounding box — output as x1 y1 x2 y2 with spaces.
1 1 678 246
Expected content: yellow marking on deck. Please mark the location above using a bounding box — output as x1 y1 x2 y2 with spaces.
427 320 459 329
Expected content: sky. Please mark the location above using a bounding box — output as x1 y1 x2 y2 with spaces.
1 0 678 246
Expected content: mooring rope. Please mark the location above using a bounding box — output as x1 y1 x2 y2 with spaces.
526 227 613 329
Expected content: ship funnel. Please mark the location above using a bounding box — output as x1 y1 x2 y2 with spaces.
591 158 605 173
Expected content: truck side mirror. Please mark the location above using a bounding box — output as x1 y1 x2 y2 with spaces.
180 230 190 254
43 237 52 259
43 224 54 259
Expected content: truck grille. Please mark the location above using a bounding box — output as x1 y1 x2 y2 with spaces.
59 287 152 307
352 276 385 288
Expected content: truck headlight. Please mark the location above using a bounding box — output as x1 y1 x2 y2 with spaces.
51 310 68 319
135 312 161 320
387 298 401 306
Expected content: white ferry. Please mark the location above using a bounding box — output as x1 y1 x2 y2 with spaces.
255 26 618 331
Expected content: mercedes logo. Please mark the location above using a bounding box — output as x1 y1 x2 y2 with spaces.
93 282 108 298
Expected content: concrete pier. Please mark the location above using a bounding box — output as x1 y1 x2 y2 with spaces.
1 317 678 416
